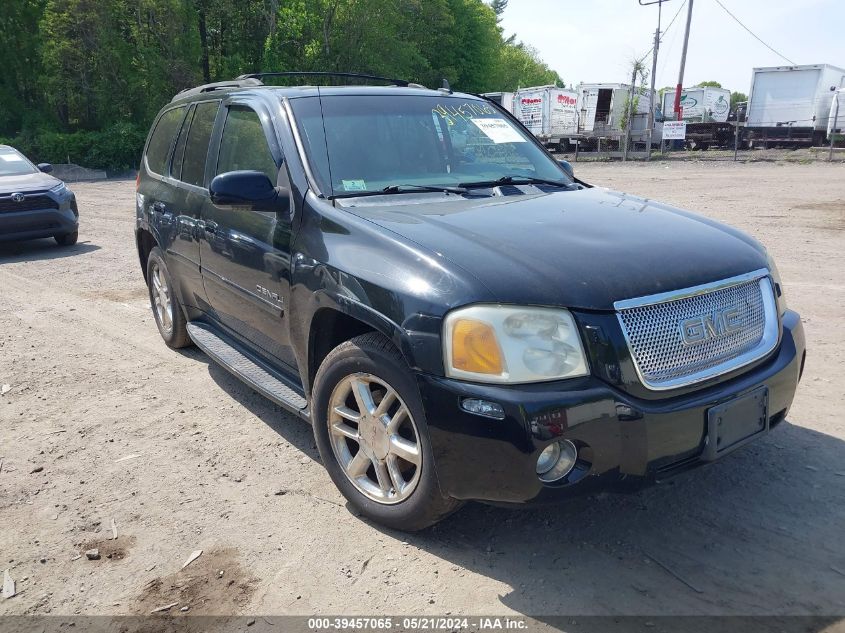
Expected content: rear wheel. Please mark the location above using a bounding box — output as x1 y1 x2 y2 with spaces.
146 247 191 349
312 332 462 531
55 231 78 246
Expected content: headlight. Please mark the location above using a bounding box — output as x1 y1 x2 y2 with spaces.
766 252 787 315
50 182 68 195
443 305 589 384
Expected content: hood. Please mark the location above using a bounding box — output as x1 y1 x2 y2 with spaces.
0 171 61 193
343 187 768 310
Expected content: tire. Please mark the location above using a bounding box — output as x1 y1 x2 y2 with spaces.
55 231 78 246
312 332 462 531
146 246 191 349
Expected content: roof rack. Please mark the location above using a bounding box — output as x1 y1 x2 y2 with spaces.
173 78 263 102
236 71 417 88
173 72 426 103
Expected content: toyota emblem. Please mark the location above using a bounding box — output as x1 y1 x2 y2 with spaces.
11 193 25 203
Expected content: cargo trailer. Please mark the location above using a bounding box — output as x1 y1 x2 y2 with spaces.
577 83 653 147
661 86 731 123
513 86 579 149
745 64 845 147
481 91 515 114
659 86 736 149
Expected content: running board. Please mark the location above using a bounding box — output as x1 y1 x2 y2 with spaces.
187 322 309 414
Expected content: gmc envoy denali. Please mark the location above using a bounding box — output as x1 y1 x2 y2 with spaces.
135 73 806 530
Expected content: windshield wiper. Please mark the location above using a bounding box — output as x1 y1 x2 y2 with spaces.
328 183 468 200
382 184 468 195
458 175 574 189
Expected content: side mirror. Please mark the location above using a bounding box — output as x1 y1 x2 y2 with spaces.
209 170 287 214
37 163 53 174
558 160 574 180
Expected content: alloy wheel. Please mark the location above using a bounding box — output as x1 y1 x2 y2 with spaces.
328 373 422 504
150 262 173 334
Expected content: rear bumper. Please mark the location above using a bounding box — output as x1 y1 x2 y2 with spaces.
0 195 78 243
417 310 805 504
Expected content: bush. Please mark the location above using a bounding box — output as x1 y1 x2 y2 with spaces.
0 123 147 172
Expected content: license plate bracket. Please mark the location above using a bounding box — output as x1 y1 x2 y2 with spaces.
702 386 769 461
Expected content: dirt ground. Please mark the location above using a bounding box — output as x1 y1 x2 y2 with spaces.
1 161 844 620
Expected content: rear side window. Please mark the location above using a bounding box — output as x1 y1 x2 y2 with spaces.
181 101 219 187
146 106 185 175
170 106 195 180
216 107 278 182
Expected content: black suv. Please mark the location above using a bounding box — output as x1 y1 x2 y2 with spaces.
0 145 79 246
135 73 805 531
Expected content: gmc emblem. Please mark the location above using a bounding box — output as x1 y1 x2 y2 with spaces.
679 307 743 346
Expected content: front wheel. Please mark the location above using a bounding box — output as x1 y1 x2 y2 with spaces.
312 332 462 531
55 231 78 246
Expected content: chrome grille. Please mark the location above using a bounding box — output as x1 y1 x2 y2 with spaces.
615 270 779 390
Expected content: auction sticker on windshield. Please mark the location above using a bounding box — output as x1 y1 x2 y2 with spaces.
341 179 367 191
470 118 526 144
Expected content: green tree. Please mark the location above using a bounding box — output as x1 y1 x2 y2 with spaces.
495 42 561 91
696 80 723 88
0 0 48 133
731 91 748 108
490 0 507 20
2 0 564 168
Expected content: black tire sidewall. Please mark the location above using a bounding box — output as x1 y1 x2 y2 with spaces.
55 231 78 246
312 338 451 531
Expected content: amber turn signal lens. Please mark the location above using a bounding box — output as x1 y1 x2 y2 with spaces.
451 319 504 375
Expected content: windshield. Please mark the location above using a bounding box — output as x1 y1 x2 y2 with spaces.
289 95 570 198
0 147 38 177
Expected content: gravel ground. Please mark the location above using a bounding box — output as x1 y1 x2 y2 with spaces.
0 161 843 620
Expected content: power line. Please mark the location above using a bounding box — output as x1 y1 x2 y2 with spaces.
712 0 796 65
637 0 688 64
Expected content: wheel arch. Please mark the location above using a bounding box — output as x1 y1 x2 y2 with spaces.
304 300 413 396
135 227 158 283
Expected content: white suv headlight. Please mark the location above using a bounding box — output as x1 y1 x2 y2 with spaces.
443 305 589 384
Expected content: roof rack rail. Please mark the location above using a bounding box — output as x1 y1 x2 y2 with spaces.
236 71 415 88
173 78 263 102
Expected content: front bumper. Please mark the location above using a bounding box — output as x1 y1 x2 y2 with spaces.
0 192 78 242
417 310 805 504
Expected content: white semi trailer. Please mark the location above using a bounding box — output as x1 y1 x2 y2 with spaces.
745 64 845 146
512 85 579 149
661 86 731 123
481 92 515 114
576 82 653 147
659 85 736 149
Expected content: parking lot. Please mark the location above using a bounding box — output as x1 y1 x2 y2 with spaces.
1 161 843 619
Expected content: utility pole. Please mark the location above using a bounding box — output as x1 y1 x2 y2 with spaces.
830 90 841 162
674 0 694 121
639 0 669 160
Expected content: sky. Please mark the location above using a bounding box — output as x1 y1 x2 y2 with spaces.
499 0 844 95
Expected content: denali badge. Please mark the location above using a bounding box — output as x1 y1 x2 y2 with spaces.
679 307 742 346
256 284 282 305
11 193 25 203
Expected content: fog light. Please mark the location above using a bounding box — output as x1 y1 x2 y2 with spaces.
536 442 561 474
536 439 578 482
460 398 505 420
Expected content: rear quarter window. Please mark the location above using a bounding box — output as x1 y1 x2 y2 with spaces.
145 106 186 176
